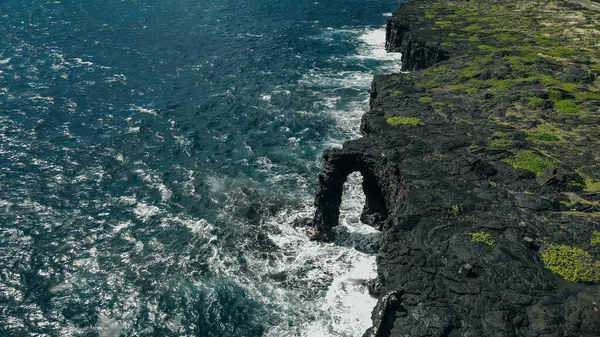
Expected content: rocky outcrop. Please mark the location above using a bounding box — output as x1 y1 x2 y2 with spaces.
385 9 449 71
307 0 600 336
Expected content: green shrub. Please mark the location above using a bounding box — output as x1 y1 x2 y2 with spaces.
547 89 562 102
554 100 579 113
450 84 478 94
592 231 600 246
503 150 553 176
392 90 403 96
441 41 454 47
433 66 451 73
473 55 494 63
435 21 452 28
462 66 481 78
471 232 495 245
449 204 461 216
527 131 559 142
416 80 438 89
541 244 600 283
575 92 600 101
550 48 581 58
387 116 423 126
462 24 482 32
418 96 433 103
495 33 517 42
592 64 600 71
478 45 499 53
527 97 545 109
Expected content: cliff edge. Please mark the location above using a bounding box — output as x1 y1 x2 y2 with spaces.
308 0 600 336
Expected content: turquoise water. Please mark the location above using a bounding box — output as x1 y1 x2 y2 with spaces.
0 0 403 336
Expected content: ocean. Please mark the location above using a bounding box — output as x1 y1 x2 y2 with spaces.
0 0 403 336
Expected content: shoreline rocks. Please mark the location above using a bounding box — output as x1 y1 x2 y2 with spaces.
308 0 600 335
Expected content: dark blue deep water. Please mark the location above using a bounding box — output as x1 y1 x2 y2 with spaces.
0 1 404 336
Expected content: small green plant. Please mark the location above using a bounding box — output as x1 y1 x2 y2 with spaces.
527 97 545 109
433 65 451 73
462 24 482 32
473 55 493 63
541 244 600 283
554 100 579 113
462 66 480 78
468 35 480 42
478 45 499 53
449 204 461 216
392 90 403 96
550 48 581 58
387 116 423 126
450 84 478 94
435 21 453 28
575 92 600 101
592 64 600 71
547 89 562 102
471 232 495 245
425 12 435 19
441 41 454 47
418 96 433 103
527 131 559 142
503 150 553 176
495 33 517 42
449 32 457 37
592 231 600 246
416 80 438 89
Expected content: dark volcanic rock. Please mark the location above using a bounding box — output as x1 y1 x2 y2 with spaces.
386 10 449 71
307 0 600 336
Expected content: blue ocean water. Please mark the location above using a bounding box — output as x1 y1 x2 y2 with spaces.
0 0 403 336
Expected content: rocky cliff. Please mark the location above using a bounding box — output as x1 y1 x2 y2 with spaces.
307 0 600 336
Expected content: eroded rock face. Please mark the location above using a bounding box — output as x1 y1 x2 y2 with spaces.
308 0 600 335
385 9 449 71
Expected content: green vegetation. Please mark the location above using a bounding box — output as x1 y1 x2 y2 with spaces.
450 84 478 94
416 80 438 89
462 24 482 32
591 231 600 247
441 41 454 47
554 100 579 113
575 92 600 101
435 21 453 28
462 66 480 78
527 130 559 142
503 150 554 176
449 204 461 216
550 48 581 58
478 45 499 53
541 244 600 283
418 96 433 103
473 55 493 64
527 97 545 109
387 116 423 126
392 90 403 96
495 33 517 43
433 65 451 73
471 232 496 246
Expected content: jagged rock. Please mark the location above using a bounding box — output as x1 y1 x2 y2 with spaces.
307 0 600 335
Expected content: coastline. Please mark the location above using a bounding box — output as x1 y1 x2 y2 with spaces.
307 0 600 335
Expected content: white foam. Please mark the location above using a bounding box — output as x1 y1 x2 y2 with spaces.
132 202 160 221
129 105 157 116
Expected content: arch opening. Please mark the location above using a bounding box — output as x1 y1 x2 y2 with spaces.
309 156 388 241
